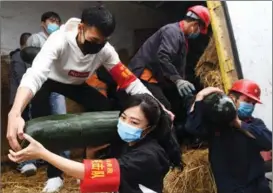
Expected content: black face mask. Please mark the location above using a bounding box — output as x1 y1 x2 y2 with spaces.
82 40 106 55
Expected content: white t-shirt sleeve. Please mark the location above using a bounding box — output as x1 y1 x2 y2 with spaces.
101 43 120 70
19 31 64 95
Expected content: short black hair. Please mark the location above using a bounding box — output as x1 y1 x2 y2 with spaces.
81 6 116 37
20 32 31 46
228 90 242 100
41 11 61 23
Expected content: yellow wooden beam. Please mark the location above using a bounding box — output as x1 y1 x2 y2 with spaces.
206 1 239 93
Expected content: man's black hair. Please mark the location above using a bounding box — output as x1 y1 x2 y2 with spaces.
20 32 31 47
228 90 242 100
41 11 61 23
81 6 116 37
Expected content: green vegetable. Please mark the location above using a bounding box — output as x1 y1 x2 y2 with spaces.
22 111 120 151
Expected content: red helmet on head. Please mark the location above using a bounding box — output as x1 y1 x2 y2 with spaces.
229 79 262 104
187 5 211 34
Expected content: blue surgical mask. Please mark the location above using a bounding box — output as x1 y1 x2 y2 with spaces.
46 23 60 34
237 102 254 118
117 119 143 143
188 27 200 39
188 32 199 39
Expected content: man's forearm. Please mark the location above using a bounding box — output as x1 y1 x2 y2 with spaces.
125 79 152 95
10 87 33 115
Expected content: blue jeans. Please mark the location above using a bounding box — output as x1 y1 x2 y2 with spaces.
48 92 71 178
50 92 70 158
50 92 67 115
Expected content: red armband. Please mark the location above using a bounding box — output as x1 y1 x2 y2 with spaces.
261 151 272 161
80 158 120 193
109 63 137 89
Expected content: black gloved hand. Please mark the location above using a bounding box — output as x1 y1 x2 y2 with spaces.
176 79 195 97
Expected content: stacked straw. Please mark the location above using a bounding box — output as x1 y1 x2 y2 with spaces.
163 149 217 193
195 38 224 90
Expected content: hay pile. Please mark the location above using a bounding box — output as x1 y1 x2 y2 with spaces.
163 149 217 193
1 166 79 193
195 38 224 90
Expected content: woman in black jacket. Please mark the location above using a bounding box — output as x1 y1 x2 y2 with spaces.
8 93 182 193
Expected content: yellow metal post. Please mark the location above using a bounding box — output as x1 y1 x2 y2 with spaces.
206 1 239 93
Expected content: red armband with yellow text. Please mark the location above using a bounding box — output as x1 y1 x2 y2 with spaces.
109 63 137 89
80 158 120 193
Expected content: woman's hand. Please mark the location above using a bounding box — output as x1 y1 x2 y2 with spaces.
164 108 175 122
190 87 224 113
195 87 224 101
8 134 46 163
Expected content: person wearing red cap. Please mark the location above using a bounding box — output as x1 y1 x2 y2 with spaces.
124 5 210 116
185 80 272 193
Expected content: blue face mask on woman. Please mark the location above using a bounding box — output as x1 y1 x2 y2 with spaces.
237 101 254 118
117 119 143 143
46 23 60 34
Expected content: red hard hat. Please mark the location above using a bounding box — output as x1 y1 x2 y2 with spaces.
229 79 262 104
187 5 211 34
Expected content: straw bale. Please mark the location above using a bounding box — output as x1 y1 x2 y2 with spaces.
195 38 224 90
163 148 217 193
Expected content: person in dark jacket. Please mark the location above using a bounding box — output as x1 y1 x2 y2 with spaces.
9 33 32 112
9 32 38 176
127 5 211 114
8 93 182 193
185 80 272 193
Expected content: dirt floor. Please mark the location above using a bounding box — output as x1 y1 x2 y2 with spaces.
1 165 79 193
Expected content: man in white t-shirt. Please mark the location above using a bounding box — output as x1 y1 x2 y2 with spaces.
24 11 71 192
26 11 67 117
7 6 173 193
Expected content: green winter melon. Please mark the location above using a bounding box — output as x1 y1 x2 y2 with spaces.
22 111 120 151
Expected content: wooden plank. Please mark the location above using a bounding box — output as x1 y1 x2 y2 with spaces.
206 1 239 93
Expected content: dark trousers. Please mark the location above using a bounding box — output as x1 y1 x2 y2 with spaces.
31 79 113 179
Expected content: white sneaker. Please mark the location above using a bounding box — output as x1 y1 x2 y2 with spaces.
20 163 37 177
42 177 63 193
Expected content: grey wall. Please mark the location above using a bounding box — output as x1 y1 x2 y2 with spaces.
0 1 171 55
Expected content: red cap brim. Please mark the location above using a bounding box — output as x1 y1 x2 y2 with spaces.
246 94 262 104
